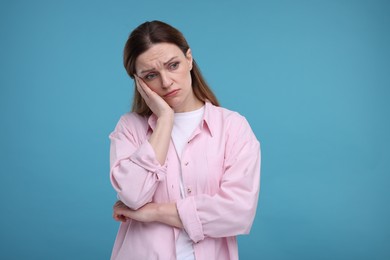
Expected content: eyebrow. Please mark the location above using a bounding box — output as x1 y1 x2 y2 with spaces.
139 56 179 75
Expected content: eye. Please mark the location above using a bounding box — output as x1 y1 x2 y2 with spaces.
144 73 158 81
169 62 180 70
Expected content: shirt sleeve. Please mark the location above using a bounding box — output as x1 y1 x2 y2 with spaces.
109 116 167 210
176 116 261 243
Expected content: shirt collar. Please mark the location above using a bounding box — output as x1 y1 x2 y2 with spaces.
147 101 215 137
200 101 214 137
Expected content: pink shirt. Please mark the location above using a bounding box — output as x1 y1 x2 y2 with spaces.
109 102 261 260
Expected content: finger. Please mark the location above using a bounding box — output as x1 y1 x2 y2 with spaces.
115 206 127 213
118 215 127 222
137 76 159 103
114 207 132 219
116 200 125 207
135 76 149 99
113 212 127 222
113 213 120 221
113 201 123 210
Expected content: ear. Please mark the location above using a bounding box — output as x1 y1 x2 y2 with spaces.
186 48 193 70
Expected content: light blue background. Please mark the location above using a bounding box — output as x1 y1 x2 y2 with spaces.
1 0 389 259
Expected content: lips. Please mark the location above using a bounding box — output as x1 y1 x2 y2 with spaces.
164 89 179 98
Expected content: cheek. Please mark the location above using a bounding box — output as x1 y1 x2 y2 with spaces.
177 69 192 85
187 72 192 85
184 72 192 87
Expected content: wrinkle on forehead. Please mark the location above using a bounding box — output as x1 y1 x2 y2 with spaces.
135 43 184 74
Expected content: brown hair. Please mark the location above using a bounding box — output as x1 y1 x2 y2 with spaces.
123 20 219 116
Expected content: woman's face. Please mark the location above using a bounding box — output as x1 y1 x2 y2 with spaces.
135 43 202 113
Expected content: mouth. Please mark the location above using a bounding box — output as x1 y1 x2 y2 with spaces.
164 89 179 98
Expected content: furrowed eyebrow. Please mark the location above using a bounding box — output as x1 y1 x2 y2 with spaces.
139 56 179 75
139 68 155 75
163 56 178 65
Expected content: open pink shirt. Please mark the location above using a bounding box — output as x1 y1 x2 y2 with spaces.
109 102 261 260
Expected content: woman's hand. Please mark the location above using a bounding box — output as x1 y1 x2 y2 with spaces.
135 76 173 119
113 200 157 223
135 76 173 165
112 200 183 228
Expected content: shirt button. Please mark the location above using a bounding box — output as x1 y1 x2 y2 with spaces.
184 162 189 166
187 188 192 194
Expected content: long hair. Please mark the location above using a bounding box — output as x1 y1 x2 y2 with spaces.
123 20 219 116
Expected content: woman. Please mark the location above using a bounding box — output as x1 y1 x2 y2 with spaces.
109 20 261 260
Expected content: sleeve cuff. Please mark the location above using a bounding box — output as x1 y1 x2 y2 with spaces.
129 141 167 181
177 196 204 243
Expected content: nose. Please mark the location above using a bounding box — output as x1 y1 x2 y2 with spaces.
160 72 173 89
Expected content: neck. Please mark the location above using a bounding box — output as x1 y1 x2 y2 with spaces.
174 97 204 113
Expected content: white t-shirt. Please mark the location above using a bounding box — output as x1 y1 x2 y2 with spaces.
172 106 205 260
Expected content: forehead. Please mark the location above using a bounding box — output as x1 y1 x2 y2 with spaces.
136 43 184 70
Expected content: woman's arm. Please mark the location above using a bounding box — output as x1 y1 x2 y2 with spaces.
177 116 261 242
110 118 166 210
110 77 173 210
136 76 173 165
113 201 183 229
